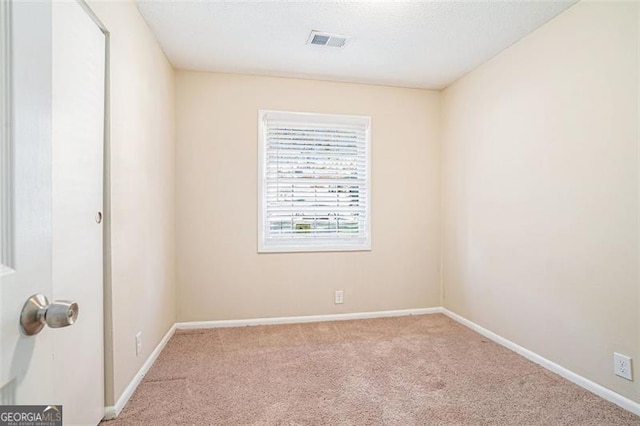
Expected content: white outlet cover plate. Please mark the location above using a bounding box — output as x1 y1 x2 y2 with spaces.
614 352 632 381
135 332 142 356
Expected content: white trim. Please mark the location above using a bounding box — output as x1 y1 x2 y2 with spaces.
104 307 640 420
76 0 109 35
176 308 440 330
441 308 640 417
0 0 13 273
103 324 176 420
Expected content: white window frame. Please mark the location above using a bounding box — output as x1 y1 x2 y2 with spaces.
258 110 371 253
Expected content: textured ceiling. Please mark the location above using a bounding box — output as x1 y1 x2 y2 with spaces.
136 1 577 89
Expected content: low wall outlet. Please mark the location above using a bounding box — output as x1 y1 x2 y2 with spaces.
135 332 142 357
334 290 344 304
613 352 632 381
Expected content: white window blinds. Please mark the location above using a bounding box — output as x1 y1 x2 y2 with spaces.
259 111 371 252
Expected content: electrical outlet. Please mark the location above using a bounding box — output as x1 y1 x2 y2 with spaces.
614 352 632 381
334 290 344 304
135 332 142 357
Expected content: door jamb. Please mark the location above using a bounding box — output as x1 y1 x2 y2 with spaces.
74 0 114 414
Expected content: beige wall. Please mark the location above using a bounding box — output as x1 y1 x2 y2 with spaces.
88 0 176 406
83 0 640 411
175 72 441 321
442 1 639 403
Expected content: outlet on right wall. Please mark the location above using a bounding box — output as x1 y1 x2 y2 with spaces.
442 1 639 403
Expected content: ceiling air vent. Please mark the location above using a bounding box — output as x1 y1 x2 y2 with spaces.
307 31 349 48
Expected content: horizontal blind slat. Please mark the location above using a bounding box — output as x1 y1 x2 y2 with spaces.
267 208 366 214
266 122 367 132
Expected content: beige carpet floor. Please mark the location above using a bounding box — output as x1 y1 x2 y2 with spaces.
103 314 640 425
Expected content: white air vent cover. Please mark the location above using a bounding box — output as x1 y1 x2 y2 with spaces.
307 31 349 48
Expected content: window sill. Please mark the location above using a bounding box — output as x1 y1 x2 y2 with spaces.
258 243 371 254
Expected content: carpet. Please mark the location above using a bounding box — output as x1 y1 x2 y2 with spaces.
102 314 640 425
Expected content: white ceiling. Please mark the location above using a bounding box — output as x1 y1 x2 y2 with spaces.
136 1 577 90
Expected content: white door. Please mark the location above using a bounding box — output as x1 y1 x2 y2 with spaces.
1 1 106 425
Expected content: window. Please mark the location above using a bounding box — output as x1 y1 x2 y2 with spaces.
258 110 371 253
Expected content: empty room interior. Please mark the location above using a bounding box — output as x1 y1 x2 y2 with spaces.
1 0 640 424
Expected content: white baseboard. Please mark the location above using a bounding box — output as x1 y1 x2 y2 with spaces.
441 308 640 417
175 307 442 330
103 323 177 420
104 307 640 420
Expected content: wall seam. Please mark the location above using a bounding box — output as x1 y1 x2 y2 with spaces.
438 90 445 308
